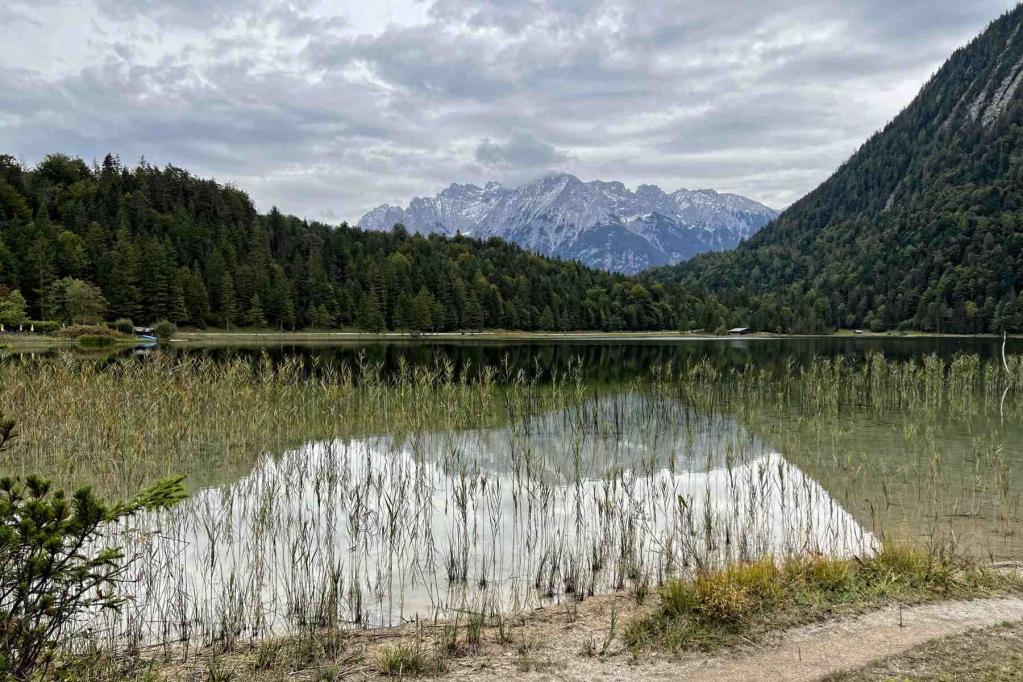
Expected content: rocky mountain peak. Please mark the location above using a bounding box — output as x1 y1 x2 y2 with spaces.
358 174 778 273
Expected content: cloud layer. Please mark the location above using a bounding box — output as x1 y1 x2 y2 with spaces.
0 0 1015 221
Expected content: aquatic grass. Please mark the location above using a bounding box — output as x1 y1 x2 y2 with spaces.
0 352 577 497
1 350 1021 674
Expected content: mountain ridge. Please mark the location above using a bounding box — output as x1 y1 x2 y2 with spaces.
651 5 1023 334
358 173 778 274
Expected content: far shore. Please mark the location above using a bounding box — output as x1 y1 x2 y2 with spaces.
2 328 1019 352
172 328 1023 345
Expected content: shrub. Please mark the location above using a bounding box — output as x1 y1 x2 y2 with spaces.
204 657 236 681
687 559 783 626
153 320 177 340
112 318 134 335
279 628 347 672
0 415 186 680
858 542 957 593
783 555 852 594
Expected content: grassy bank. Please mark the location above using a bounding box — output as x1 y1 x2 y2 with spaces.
0 327 143 352
5 327 1020 354
0 333 73 350
172 329 724 345
624 544 1019 652
63 545 1022 680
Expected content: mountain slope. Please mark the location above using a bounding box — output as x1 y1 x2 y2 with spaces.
359 174 777 274
653 5 1023 334
0 153 714 332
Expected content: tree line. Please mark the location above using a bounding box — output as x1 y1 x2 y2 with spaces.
0 153 723 333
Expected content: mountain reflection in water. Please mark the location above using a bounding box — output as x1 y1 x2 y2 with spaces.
104 397 873 645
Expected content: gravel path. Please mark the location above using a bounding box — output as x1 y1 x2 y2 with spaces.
448 596 1023 681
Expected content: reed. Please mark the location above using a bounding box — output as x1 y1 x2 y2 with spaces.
0 350 1020 674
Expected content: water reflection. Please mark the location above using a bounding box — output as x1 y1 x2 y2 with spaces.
110 396 872 645
16 335 1020 383
171 336 1023 382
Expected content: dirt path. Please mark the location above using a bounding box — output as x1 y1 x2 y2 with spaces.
445 596 1023 681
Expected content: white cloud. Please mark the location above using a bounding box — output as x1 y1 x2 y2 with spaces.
0 0 1016 221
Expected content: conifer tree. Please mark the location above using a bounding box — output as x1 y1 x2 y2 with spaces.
245 293 267 328
219 274 237 330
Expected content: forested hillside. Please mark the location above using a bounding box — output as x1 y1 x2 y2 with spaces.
0 153 715 332
652 5 1023 334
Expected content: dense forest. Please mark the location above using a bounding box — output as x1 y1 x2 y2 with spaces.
10 11 1023 336
652 6 1023 334
0 153 722 333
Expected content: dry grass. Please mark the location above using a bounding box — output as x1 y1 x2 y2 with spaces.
623 544 1021 652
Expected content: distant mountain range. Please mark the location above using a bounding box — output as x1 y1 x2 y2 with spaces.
358 173 778 274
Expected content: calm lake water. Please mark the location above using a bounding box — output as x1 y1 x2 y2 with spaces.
119 399 873 640
42 334 1023 380
8 337 1021 646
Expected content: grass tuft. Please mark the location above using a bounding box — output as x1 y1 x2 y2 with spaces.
374 640 438 677
625 544 1019 652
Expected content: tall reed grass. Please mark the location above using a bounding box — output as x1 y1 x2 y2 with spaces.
0 350 1019 667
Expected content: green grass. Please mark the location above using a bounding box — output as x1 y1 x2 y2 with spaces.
374 640 439 677
624 544 1020 652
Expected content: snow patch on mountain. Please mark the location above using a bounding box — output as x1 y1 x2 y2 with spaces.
358 173 778 273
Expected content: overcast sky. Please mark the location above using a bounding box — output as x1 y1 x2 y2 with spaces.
0 0 1017 222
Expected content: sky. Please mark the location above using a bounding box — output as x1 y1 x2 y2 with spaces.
0 0 1017 223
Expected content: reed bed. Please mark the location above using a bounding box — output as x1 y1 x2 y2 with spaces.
0 350 1021 669
0 353 575 497
649 353 1023 559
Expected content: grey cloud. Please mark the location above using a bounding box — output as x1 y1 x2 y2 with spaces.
0 0 1018 221
266 6 347 39
308 25 519 101
476 131 564 167
92 0 256 27
0 5 42 27
430 0 601 31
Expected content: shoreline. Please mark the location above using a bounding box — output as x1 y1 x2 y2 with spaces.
172 329 1022 345
2 328 1019 352
103 584 1023 681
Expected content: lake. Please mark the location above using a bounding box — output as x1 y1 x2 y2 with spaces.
21 333 1023 378
2 337 1020 648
